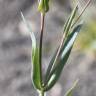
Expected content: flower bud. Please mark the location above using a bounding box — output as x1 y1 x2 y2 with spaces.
38 0 49 14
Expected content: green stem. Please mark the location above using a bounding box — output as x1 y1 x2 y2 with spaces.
39 13 45 85
39 90 45 96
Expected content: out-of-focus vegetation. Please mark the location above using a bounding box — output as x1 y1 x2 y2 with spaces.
0 0 96 96
75 20 96 52
73 0 96 53
77 20 96 50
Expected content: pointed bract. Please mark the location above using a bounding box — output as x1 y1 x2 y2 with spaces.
21 13 42 90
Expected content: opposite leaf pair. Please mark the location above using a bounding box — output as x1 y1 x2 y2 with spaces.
21 0 92 95
21 5 82 92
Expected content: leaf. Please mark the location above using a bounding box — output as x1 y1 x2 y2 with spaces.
32 48 42 90
44 23 82 91
21 12 42 90
44 48 58 85
44 48 72 91
21 12 36 58
64 79 79 96
64 5 78 36
44 5 78 86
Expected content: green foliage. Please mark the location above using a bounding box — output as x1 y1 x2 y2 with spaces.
21 13 42 90
63 5 78 35
44 24 82 91
76 20 96 51
21 7 82 95
44 6 78 87
21 0 91 95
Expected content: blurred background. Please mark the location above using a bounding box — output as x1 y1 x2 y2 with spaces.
0 0 96 96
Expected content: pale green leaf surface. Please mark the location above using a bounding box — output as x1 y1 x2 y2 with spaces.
32 48 42 90
21 12 42 90
21 12 36 58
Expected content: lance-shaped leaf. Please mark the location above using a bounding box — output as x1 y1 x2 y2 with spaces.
21 13 42 90
32 48 42 90
44 24 82 91
64 5 78 36
44 6 78 86
64 79 79 96
38 0 49 14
